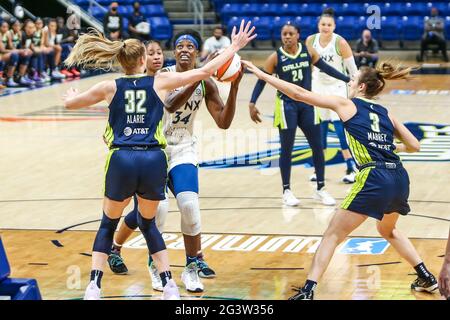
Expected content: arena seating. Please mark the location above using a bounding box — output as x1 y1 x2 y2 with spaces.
72 0 172 40
213 1 450 44
0 237 42 300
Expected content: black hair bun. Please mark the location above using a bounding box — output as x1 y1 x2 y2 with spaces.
322 8 335 17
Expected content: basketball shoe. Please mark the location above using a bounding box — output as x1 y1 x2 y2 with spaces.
411 275 438 293
313 189 336 206
84 281 101 300
162 279 181 300
288 286 314 300
342 169 356 184
148 259 163 292
107 252 128 274
283 189 300 206
197 257 216 278
181 262 204 292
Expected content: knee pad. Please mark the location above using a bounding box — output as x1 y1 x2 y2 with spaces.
9 53 19 67
177 191 201 236
124 208 138 230
92 212 120 254
137 213 166 254
155 196 169 233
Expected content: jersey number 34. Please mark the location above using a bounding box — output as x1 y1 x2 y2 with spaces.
125 90 147 113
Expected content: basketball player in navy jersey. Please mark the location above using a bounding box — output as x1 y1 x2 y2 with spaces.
248 23 350 208
62 21 256 300
244 60 438 299
108 30 245 293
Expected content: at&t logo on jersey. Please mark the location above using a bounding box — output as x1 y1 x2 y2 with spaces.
123 126 149 136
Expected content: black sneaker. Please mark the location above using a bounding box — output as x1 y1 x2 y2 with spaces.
107 253 128 275
411 276 438 293
288 286 314 300
197 258 216 278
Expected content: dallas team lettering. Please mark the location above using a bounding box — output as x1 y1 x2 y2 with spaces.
282 61 310 72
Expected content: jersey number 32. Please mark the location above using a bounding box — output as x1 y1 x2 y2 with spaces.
125 90 147 113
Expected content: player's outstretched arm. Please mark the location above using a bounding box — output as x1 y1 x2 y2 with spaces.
243 60 353 118
389 114 420 153
204 66 244 129
63 80 115 109
155 20 256 93
164 81 201 113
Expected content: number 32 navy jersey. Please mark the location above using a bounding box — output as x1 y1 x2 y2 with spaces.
103 74 166 149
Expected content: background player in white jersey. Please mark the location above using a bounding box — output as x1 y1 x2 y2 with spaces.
308 8 358 183
108 30 245 293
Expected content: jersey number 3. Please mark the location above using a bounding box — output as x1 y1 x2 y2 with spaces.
369 112 380 132
125 90 147 113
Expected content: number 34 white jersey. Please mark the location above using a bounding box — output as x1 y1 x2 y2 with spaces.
161 65 206 170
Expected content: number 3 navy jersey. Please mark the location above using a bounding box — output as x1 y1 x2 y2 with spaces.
344 97 400 166
103 74 166 149
275 42 312 101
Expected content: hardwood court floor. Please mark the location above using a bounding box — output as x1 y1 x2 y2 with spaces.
0 72 449 300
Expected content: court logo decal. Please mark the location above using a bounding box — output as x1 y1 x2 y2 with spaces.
390 90 450 95
338 238 390 255
124 233 390 255
199 122 450 168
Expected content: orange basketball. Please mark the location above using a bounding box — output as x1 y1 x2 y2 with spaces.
214 51 241 82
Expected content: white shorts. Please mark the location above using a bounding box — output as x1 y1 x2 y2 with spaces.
312 80 348 122
165 139 198 172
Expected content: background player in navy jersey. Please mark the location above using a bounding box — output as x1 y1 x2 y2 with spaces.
108 30 245 294
61 20 256 300
244 60 438 300
248 23 350 208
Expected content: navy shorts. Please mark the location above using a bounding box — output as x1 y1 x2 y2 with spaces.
104 148 167 201
341 166 411 220
167 164 199 196
274 97 320 130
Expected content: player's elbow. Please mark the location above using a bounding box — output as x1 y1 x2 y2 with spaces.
65 101 76 110
410 141 420 153
218 122 230 130
406 140 420 153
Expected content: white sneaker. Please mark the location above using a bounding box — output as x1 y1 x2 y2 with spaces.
283 189 300 206
148 261 163 292
309 173 317 182
83 281 101 300
181 262 204 293
51 69 66 80
342 171 356 184
162 279 181 300
314 189 336 206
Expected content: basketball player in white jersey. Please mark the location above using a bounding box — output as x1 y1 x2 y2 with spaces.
108 30 245 293
307 8 359 183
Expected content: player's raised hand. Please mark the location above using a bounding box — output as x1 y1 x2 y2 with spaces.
62 87 79 105
248 103 262 124
231 20 257 50
439 258 450 299
241 60 263 79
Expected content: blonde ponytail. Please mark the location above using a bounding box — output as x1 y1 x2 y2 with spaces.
376 61 413 81
359 61 415 98
65 28 145 71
